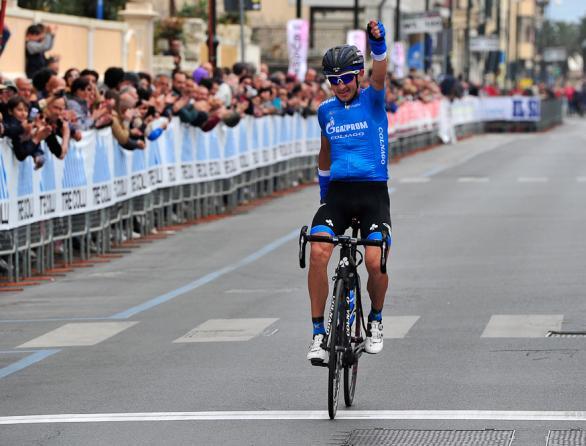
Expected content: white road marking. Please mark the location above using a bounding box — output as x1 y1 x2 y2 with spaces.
481 315 563 338
173 318 278 343
517 177 549 183
458 177 490 183
86 272 126 278
2 410 586 424
399 177 431 184
16 322 139 348
385 316 420 338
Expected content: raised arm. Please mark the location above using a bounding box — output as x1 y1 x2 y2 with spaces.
26 32 54 55
367 20 388 91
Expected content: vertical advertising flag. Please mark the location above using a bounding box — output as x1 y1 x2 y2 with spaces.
346 30 366 57
391 42 405 78
287 19 309 82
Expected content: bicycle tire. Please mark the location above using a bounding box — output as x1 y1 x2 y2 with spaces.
328 279 344 419
343 286 360 407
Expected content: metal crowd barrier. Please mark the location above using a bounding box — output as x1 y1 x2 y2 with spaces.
0 154 317 281
0 98 563 282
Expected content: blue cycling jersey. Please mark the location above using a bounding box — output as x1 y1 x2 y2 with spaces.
317 86 389 182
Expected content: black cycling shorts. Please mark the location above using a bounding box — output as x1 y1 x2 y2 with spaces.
310 181 392 243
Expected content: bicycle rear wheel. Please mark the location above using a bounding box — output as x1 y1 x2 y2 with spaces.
328 279 344 419
344 285 361 407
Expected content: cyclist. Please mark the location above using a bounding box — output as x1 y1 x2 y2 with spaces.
307 20 392 363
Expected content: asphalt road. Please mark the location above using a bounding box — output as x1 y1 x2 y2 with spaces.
1 119 586 446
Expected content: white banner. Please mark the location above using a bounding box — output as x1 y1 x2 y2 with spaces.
287 19 309 82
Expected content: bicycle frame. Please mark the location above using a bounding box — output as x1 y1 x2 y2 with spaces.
299 220 388 365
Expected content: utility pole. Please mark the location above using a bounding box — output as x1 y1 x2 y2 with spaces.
424 0 430 73
238 0 245 62
496 0 501 37
208 0 217 67
495 0 501 79
464 0 472 80
394 0 400 42
354 0 359 30
446 0 453 75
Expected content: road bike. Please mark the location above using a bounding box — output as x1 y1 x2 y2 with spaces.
298 219 389 419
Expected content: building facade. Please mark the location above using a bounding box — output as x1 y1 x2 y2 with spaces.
447 0 547 86
0 0 141 78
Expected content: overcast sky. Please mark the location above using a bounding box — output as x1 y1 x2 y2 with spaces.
546 0 586 23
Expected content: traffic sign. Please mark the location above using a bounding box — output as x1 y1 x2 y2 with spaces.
469 36 500 52
401 12 443 35
543 47 567 63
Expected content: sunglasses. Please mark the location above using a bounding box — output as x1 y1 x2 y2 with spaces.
326 70 360 85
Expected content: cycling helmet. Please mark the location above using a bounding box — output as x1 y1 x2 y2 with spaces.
322 45 364 75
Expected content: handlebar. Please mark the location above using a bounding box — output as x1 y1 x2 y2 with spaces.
298 225 389 274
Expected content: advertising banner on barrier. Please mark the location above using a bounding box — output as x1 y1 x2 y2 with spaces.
0 115 321 230
451 96 482 125
0 150 11 226
480 97 541 122
388 100 440 137
39 141 59 221
91 130 114 209
0 96 545 231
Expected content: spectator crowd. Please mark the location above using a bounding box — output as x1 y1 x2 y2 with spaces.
1 23 343 170
2 21 573 172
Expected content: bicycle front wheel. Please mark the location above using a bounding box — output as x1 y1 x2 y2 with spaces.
344 285 361 407
328 279 345 419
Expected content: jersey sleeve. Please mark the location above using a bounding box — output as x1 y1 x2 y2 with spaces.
317 104 327 136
